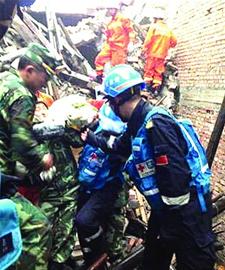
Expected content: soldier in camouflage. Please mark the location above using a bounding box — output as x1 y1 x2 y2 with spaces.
0 43 61 270
39 133 83 270
32 98 84 269
40 137 84 269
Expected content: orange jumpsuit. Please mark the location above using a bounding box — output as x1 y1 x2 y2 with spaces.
142 20 177 87
95 12 135 76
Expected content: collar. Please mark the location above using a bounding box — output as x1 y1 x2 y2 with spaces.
127 99 153 137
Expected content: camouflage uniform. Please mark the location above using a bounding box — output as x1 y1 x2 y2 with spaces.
11 193 52 270
0 69 52 270
0 69 45 174
106 185 128 260
38 131 83 264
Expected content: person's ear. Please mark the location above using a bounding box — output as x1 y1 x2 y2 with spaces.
24 65 36 75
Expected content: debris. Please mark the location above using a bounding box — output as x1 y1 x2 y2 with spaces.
0 11 100 98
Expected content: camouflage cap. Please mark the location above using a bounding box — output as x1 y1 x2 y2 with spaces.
23 43 62 77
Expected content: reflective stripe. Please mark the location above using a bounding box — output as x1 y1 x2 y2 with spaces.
179 124 204 170
180 123 209 174
85 226 103 243
83 168 96 176
133 145 141 152
201 164 209 173
143 188 159 196
161 193 190 206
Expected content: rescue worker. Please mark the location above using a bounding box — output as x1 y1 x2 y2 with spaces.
142 8 177 94
75 103 127 267
95 2 136 83
0 42 61 270
81 64 215 270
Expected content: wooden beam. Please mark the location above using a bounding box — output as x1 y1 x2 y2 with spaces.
206 94 225 168
57 17 94 74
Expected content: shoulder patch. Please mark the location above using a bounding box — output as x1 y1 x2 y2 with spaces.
146 120 154 129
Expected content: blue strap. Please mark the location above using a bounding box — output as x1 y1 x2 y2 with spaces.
196 185 207 213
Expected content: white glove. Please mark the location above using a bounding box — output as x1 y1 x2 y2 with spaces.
40 166 56 182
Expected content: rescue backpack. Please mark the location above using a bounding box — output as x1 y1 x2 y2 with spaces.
0 199 22 270
126 107 211 212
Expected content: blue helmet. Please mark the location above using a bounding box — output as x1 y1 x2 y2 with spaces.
104 64 145 98
18 0 36 6
98 103 127 134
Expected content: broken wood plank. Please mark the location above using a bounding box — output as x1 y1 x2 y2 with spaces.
22 12 57 55
61 70 101 91
206 94 225 168
0 47 25 64
57 17 94 75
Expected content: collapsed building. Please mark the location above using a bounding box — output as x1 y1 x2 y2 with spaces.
0 1 225 268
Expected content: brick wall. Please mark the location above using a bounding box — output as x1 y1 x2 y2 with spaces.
171 1 225 262
169 0 225 196
171 0 225 104
179 105 225 196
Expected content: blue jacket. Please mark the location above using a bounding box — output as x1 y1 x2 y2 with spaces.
78 104 126 191
86 100 211 211
125 106 211 211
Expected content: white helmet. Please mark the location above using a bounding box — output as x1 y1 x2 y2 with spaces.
152 8 165 19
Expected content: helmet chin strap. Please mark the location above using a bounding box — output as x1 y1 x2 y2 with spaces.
108 86 140 118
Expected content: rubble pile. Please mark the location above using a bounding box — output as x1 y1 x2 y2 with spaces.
0 8 180 111
0 11 101 99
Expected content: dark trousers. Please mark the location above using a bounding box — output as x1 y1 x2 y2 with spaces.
142 194 216 270
75 180 122 266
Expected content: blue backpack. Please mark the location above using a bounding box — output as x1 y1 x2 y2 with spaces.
0 199 22 270
125 106 211 211
146 107 211 212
